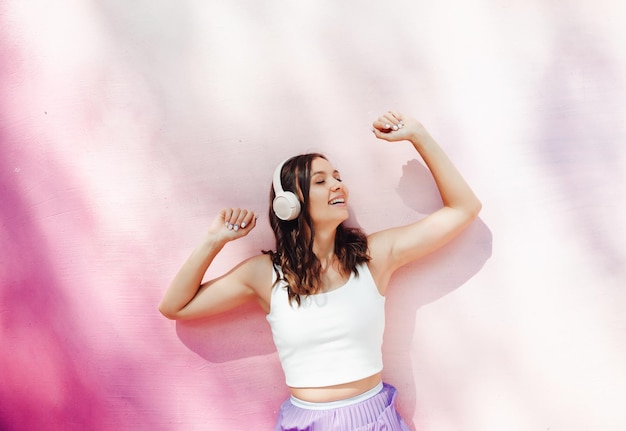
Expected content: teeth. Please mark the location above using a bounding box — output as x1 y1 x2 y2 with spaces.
329 198 345 205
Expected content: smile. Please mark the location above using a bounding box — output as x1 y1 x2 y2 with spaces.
329 198 345 205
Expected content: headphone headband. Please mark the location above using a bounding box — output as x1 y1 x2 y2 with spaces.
272 158 289 195
272 158 301 221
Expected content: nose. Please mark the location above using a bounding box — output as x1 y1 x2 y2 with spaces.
331 178 343 190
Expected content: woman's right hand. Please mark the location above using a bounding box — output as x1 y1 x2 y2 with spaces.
159 207 260 320
208 208 258 244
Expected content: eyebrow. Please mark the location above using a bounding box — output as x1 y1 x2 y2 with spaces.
311 170 340 176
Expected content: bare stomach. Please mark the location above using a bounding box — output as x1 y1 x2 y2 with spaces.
288 372 383 403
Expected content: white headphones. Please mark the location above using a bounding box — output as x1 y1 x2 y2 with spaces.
272 158 301 221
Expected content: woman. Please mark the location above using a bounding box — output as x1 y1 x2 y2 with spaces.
159 111 482 430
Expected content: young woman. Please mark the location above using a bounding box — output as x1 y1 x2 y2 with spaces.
159 111 481 430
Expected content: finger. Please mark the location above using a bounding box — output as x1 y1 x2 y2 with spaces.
380 114 396 131
388 111 404 127
373 119 396 133
371 127 393 141
222 208 233 226
225 208 241 230
384 112 404 130
240 210 256 230
232 208 249 232
379 113 401 131
388 110 402 120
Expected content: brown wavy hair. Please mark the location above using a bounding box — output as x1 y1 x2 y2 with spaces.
263 153 370 306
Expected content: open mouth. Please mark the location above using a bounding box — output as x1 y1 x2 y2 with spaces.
329 198 345 205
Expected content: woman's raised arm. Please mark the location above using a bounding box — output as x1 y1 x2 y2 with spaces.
368 111 482 289
158 208 266 320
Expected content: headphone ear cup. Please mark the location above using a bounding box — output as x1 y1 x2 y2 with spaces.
273 191 301 221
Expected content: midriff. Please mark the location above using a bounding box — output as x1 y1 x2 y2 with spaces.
288 372 383 403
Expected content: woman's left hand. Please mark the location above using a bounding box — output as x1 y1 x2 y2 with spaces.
371 110 429 144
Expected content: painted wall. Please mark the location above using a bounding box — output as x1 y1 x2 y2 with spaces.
1 1 625 430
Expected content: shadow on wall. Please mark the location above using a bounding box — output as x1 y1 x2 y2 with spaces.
176 303 276 363
386 159 493 428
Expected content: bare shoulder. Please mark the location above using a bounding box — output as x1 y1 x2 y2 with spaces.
237 253 273 286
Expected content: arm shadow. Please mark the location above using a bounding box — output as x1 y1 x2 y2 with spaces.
380 159 493 429
175 302 276 363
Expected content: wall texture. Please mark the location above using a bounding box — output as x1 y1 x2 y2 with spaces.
1 1 625 430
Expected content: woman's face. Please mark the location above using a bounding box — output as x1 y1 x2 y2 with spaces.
307 157 349 227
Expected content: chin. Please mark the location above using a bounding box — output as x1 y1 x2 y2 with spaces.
338 210 350 223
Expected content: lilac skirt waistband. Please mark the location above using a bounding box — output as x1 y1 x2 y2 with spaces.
274 382 410 431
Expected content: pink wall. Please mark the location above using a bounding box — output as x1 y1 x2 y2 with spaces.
1 1 625 430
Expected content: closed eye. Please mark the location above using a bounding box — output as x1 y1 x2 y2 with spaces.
311 170 342 185
314 177 341 184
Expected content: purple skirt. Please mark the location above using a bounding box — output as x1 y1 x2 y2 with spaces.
274 383 410 431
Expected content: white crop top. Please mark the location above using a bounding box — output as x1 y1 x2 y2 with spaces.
266 263 385 388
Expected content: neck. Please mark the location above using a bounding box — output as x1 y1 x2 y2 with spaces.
313 227 337 269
